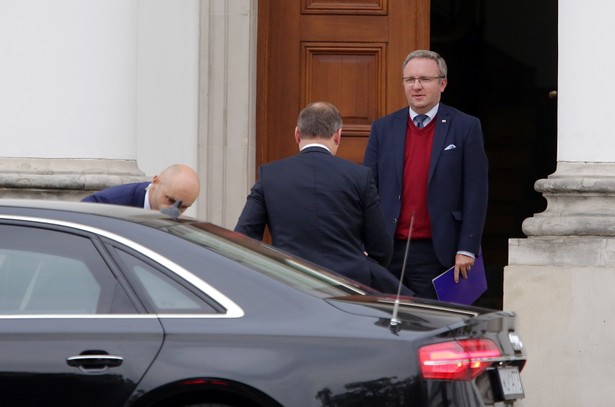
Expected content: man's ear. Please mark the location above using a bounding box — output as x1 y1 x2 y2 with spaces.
151 175 160 188
333 128 342 145
440 77 448 92
294 127 301 145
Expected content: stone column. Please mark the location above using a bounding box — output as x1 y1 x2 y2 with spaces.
503 1 615 405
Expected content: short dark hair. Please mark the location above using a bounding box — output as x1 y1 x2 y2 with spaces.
402 50 448 78
296 102 343 139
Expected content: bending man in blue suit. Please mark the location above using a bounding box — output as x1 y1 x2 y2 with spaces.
235 102 411 295
363 50 489 299
81 163 200 216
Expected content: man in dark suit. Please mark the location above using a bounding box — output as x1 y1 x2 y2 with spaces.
235 102 411 295
363 50 488 299
81 163 200 215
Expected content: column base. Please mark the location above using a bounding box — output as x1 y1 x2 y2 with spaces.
505 161 615 406
504 262 615 406
523 161 615 237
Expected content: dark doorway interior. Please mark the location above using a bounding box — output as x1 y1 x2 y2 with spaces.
431 0 558 309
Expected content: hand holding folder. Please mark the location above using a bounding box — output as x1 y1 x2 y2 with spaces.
432 253 487 305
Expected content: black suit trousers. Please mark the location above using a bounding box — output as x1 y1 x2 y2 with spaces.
390 239 444 300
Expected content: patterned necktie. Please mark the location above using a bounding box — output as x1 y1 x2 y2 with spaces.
414 114 428 128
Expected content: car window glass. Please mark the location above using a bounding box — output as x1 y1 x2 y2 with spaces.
165 223 373 297
0 225 137 315
113 248 219 314
0 250 99 313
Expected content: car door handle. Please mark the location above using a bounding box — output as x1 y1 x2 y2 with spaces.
66 353 123 373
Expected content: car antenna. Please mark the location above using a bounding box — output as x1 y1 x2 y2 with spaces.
160 200 182 220
389 211 415 333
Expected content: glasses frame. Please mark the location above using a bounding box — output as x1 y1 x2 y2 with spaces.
402 76 445 85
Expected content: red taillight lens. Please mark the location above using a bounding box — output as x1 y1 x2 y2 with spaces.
419 339 501 381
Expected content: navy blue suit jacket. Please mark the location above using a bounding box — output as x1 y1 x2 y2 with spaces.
363 103 488 268
235 147 395 289
81 182 150 208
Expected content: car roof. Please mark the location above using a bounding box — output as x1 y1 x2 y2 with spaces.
0 198 197 223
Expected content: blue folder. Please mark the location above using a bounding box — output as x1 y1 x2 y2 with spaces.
432 253 487 305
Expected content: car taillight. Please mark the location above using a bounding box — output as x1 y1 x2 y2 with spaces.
419 339 501 381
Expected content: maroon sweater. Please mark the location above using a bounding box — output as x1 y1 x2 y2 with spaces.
395 115 435 240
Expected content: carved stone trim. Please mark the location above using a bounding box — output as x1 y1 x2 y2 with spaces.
522 162 615 236
0 158 147 201
509 236 615 266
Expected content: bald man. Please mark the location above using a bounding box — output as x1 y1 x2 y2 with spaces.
81 164 200 215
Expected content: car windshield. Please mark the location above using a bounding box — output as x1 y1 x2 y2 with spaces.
162 222 377 298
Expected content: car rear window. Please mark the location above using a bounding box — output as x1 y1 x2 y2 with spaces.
163 223 376 298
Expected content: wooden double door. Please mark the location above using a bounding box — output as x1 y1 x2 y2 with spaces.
257 0 430 167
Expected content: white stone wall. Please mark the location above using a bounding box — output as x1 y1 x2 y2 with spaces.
136 0 200 177
0 0 139 160
0 0 257 223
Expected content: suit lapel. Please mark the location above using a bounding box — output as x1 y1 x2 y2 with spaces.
134 182 149 207
429 104 451 182
392 109 408 187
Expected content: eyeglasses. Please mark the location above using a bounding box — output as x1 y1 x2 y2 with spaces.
402 76 445 85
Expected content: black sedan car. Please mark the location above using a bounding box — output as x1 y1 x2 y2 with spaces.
0 200 526 407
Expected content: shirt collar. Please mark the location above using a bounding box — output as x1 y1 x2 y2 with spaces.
301 143 330 153
409 104 440 126
143 183 152 210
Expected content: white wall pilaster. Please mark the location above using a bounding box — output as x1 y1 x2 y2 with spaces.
197 0 257 227
504 1 615 404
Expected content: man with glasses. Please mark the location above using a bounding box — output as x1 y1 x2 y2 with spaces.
363 50 489 300
81 163 200 216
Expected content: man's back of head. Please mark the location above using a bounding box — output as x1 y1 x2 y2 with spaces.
295 102 343 155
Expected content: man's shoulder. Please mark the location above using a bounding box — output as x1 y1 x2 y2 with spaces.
266 150 368 174
262 153 303 168
373 107 408 124
82 181 149 203
330 155 373 180
105 182 149 193
266 148 330 165
438 103 480 122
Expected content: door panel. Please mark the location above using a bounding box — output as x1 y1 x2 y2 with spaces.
257 0 429 167
0 224 164 406
302 0 388 15
301 43 385 163
0 318 163 407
